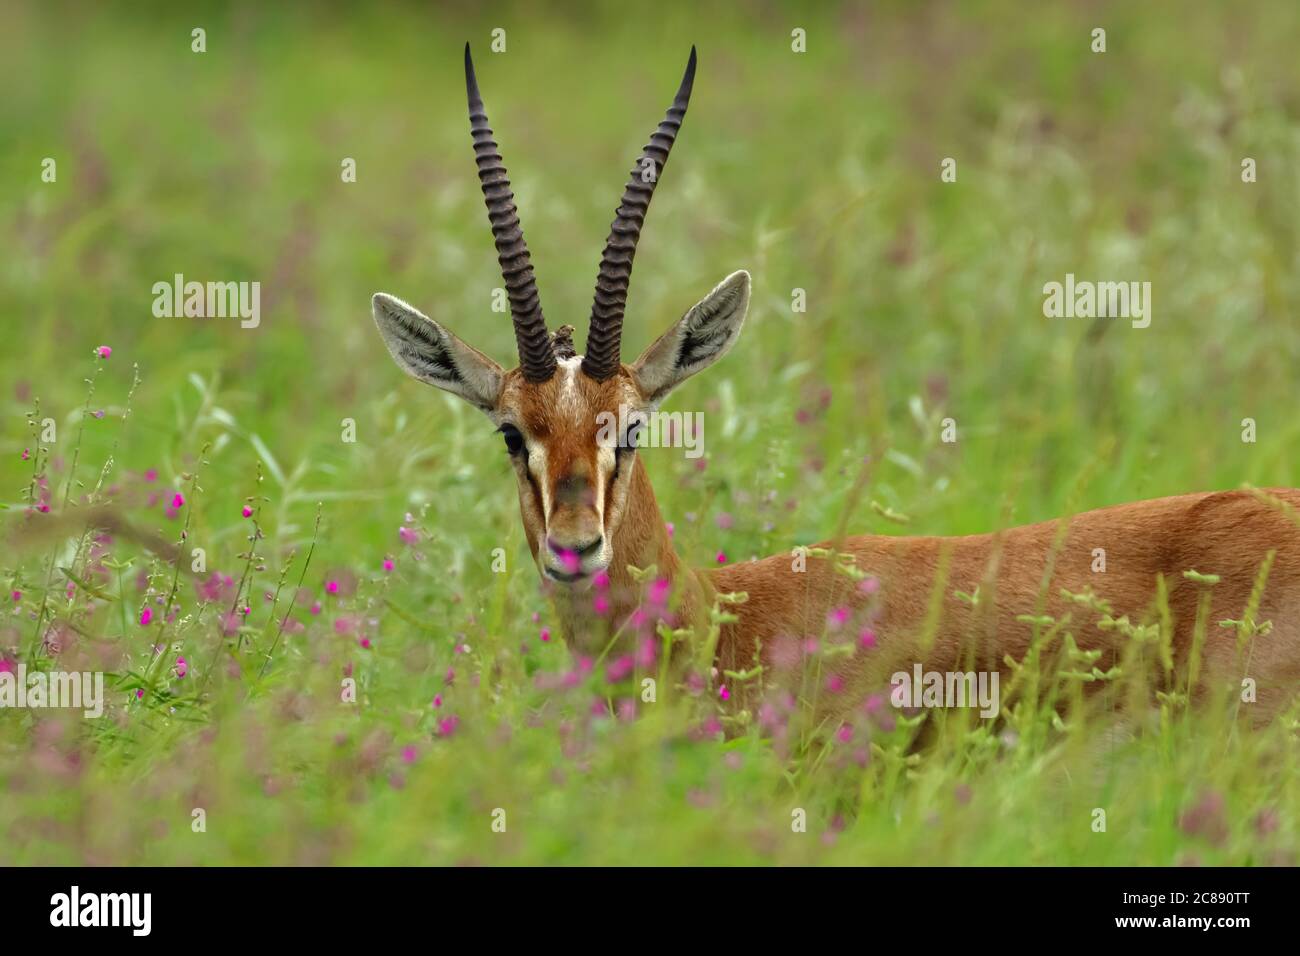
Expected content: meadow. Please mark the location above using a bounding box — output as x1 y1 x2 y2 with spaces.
2 0 1299 865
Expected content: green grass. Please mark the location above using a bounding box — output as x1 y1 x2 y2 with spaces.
2 0 1299 865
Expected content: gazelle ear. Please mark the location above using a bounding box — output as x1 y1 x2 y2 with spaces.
371 293 503 412
629 270 750 403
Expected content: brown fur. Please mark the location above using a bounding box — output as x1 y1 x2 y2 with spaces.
497 355 1299 724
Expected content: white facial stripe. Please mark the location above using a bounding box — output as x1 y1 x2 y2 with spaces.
558 356 582 416
594 444 614 523
529 442 552 524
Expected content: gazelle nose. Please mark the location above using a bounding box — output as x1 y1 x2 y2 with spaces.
547 536 604 559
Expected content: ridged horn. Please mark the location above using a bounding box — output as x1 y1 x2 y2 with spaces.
582 46 697 381
464 43 556 382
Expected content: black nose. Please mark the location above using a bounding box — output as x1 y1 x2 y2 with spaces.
548 536 604 558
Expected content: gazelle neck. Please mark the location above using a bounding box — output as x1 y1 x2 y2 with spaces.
546 454 713 659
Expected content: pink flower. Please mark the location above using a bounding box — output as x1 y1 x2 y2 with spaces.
10 590 19 602
836 724 853 743
175 657 188 679
399 526 419 545
401 745 417 764
827 606 849 627
309 601 321 615
606 655 634 682
139 607 153 626
20 448 29 461
648 578 671 606
432 694 443 708
171 492 184 509
242 505 253 518
382 558 394 572
715 551 727 565
325 580 339 595
144 468 158 482
719 685 730 701
859 577 879 595
715 512 734 530
360 637 372 649
136 688 144 699
592 570 610 591
593 595 609 616
540 627 551 643
96 345 112 358
858 628 877 650
437 716 460 737
826 674 844 693
665 522 675 538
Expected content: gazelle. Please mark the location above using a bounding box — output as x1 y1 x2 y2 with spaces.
372 46 1300 726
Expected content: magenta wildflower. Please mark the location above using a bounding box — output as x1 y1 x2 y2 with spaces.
437 716 460 737
859 576 880 595
20 448 29 461
665 521 675 538
144 468 158 482
171 492 184 509
139 607 153 626
858 628 877 650
593 594 609 616
836 724 853 744
826 674 844 693
135 688 144 699
399 526 419 545
310 601 321 615
175 656 188 679
241 505 253 517
592 570 610 591
540 627 551 643
401 745 417 764
715 511 734 530
648 577 671 606
10 590 19 602
325 580 339 595
606 655 634 682
96 345 112 358
360 637 372 649
432 694 443 708
828 606 850 628
715 550 727 564
382 558 395 572
719 685 730 701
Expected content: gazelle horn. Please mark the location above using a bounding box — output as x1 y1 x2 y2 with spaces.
464 43 556 382
582 47 697 381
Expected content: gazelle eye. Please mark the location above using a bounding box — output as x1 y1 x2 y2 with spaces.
500 424 525 456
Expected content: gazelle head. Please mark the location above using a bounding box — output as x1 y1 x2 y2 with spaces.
372 44 749 589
